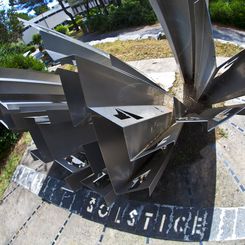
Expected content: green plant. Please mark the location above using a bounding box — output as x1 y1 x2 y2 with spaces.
33 4 49 15
68 23 75 31
55 25 69 35
0 132 32 199
0 43 27 55
86 0 157 33
0 8 23 44
15 12 31 21
210 0 245 29
0 126 20 158
26 45 36 53
216 127 228 139
32 33 42 45
0 54 45 71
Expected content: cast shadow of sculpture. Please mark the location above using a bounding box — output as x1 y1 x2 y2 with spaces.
126 83 217 241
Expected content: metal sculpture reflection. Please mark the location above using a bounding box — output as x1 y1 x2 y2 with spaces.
0 0 244 204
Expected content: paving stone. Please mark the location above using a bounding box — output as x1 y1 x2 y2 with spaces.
13 203 69 245
56 214 104 245
0 188 43 245
102 227 146 245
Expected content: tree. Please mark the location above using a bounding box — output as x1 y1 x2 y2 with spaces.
15 12 31 20
0 8 23 44
57 0 80 31
10 0 80 31
34 4 50 15
32 33 42 45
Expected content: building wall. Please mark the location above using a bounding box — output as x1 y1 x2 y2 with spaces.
22 4 74 44
22 0 110 44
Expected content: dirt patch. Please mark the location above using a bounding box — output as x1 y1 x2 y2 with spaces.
95 39 242 62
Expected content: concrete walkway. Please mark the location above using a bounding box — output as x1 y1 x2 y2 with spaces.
127 57 229 91
80 23 245 48
1 57 245 245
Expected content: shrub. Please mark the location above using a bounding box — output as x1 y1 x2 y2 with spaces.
26 45 36 53
210 0 245 29
55 25 69 35
0 43 28 56
86 0 157 33
0 125 20 160
0 54 46 71
0 42 45 163
229 0 245 29
32 33 42 45
68 23 75 31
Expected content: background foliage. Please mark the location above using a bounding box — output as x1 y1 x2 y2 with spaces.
0 9 23 43
55 24 70 35
85 0 157 33
210 0 245 29
0 43 45 163
0 125 20 161
0 43 45 71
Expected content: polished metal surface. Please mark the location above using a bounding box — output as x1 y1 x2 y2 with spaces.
149 0 195 83
203 50 245 104
1 0 244 204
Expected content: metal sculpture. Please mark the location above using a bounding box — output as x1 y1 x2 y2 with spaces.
0 0 244 204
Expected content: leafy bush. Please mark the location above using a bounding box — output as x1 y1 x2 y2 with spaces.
32 33 42 45
25 45 36 53
0 54 45 71
210 0 245 29
86 0 157 33
55 25 69 35
0 125 20 160
0 42 45 163
0 43 28 56
68 23 75 31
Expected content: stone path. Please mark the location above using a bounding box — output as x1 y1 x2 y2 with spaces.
79 23 245 48
0 57 245 245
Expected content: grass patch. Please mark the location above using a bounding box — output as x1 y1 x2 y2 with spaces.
0 132 32 199
95 39 243 61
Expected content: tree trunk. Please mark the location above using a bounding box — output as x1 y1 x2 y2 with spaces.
58 0 80 31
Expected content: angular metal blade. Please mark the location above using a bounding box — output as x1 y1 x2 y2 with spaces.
202 50 245 104
194 0 217 99
56 68 88 126
75 56 173 108
149 0 195 83
0 68 64 102
90 105 173 194
119 145 175 196
200 104 245 131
